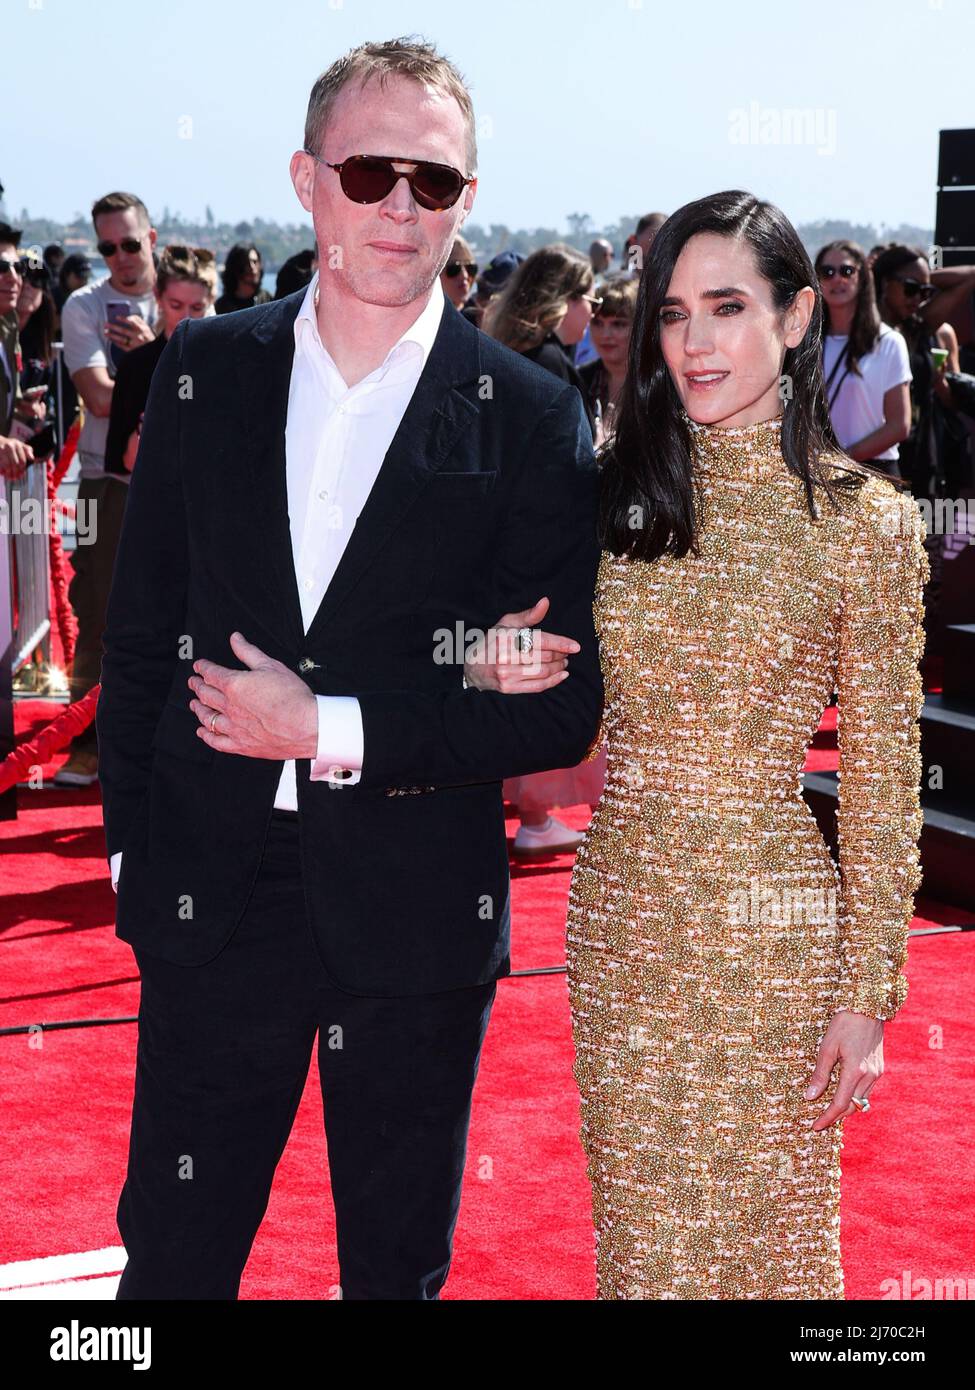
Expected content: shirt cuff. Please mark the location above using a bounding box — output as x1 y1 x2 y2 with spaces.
110 850 122 894
311 695 364 787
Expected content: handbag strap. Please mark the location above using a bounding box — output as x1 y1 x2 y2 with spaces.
824 340 853 411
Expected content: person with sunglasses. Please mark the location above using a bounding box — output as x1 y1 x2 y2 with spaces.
99 37 602 1303
439 233 478 316
57 191 159 788
461 249 524 329
483 242 602 441
814 240 912 480
873 244 963 501
0 223 38 482
17 259 58 400
54 253 92 314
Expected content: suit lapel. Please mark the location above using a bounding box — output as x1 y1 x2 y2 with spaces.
235 295 306 651
234 292 482 653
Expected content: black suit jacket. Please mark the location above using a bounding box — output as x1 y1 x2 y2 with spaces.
97 291 603 995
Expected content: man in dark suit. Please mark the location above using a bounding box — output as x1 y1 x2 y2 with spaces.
99 39 602 1301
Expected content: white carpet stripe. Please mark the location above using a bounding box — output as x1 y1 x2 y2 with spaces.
0 1247 126 1290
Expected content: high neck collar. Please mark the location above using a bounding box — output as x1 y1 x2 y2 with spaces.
687 414 788 480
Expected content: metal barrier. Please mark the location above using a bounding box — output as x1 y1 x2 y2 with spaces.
6 342 69 693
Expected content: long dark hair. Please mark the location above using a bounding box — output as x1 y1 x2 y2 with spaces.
20 284 58 365
872 244 929 337
814 239 881 373
600 190 862 562
221 242 262 298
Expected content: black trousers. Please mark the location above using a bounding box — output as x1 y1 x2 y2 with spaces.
67 474 129 755
115 810 497 1300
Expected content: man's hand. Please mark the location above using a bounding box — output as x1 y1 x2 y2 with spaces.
105 314 156 353
189 631 318 759
0 435 33 480
805 1009 885 1131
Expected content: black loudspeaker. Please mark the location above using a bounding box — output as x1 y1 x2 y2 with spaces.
938 128 975 187
935 130 975 261
935 190 975 250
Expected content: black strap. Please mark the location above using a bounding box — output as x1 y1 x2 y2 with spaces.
824 340 852 411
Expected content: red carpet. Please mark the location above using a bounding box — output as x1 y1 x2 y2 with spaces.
1 700 973 1300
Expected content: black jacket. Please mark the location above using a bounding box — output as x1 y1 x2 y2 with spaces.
104 332 166 475
97 290 603 994
521 331 598 438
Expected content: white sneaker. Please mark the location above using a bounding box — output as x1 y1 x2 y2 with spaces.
512 815 585 858
53 752 99 787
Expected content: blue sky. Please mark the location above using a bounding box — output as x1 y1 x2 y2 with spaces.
3 0 971 235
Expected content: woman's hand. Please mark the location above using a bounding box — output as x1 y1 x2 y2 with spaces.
463 596 580 694
123 422 141 473
805 1010 885 1131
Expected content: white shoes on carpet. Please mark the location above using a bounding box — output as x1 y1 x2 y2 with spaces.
512 815 585 858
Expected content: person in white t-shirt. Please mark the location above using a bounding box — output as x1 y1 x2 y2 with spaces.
814 239 911 478
57 192 159 787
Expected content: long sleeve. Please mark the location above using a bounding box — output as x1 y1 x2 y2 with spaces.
833 487 928 1021
309 695 363 784
96 320 189 862
104 346 146 475
354 385 603 790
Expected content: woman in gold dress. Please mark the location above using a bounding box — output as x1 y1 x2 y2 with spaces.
467 191 927 1299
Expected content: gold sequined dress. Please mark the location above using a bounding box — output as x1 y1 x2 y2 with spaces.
566 416 927 1300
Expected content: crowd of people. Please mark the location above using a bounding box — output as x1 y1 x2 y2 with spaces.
3 30 973 1307
1 192 973 827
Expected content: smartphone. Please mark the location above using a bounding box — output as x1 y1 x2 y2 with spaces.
106 300 131 327
28 424 57 459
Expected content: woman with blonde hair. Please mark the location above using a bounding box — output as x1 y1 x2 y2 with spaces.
482 243 604 856
440 232 478 318
484 242 601 440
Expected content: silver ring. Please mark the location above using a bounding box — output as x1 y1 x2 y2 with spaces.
850 1096 870 1113
209 711 219 734
516 626 534 654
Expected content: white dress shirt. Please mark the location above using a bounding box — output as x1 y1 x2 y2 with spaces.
110 272 446 888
